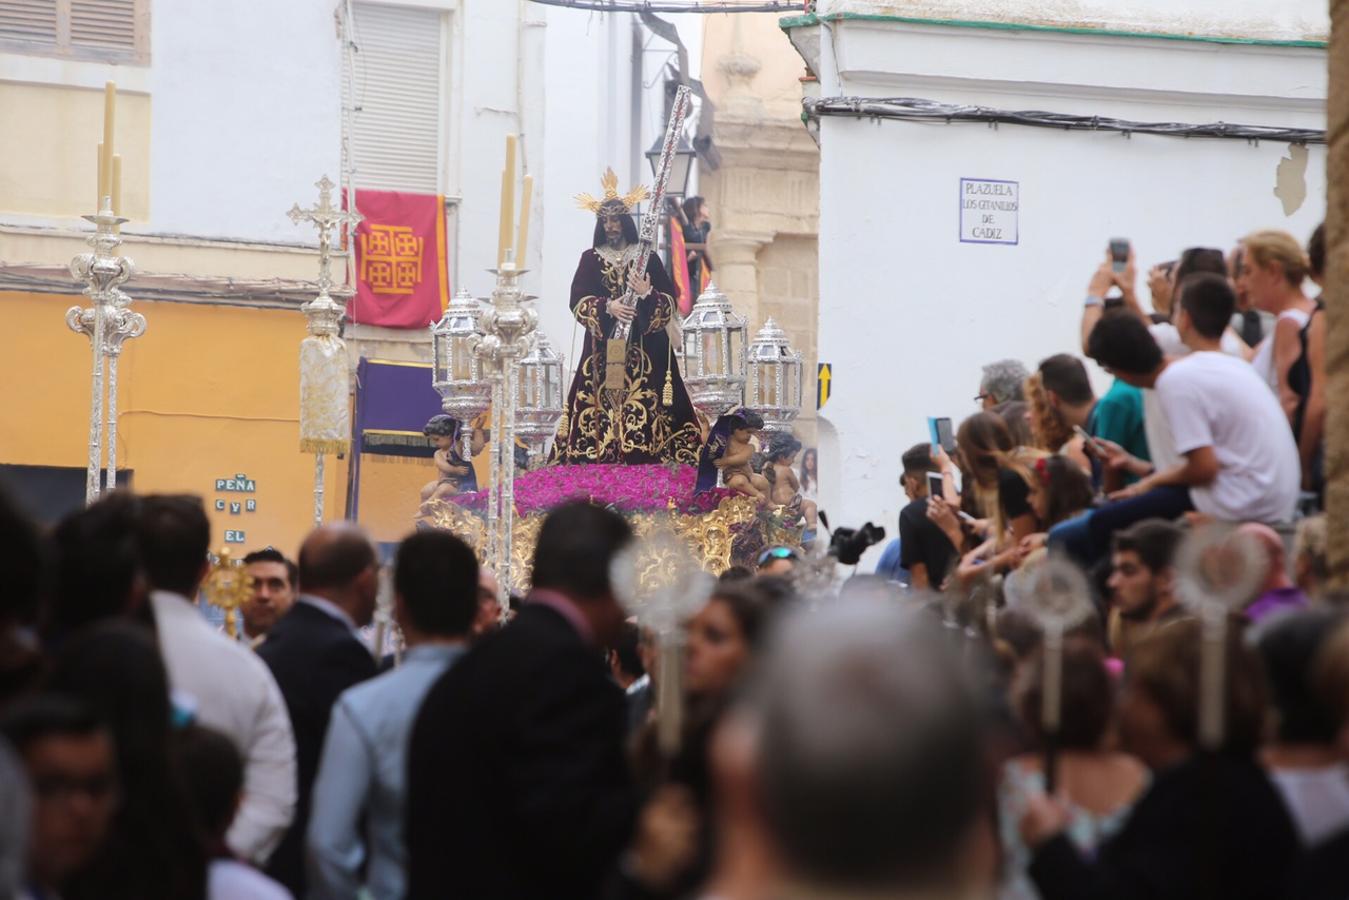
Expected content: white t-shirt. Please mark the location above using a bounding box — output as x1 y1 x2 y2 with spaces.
1141 326 1244 474
1150 322 1246 360
1141 389 1181 473
1154 352 1300 523
1268 765 1349 846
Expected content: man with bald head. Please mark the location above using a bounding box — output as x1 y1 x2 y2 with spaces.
258 523 379 895
1239 522 1308 625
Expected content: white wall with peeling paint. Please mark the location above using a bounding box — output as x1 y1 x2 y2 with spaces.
788 16 1326 563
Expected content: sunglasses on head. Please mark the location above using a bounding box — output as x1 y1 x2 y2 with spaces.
758 546 798 566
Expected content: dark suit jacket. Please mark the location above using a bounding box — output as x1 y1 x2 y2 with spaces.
257 599 377 896
1286 824 1349 900
1029 753 1300 900
406 602 636 900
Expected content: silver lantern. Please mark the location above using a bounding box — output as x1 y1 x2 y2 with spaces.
431 288 492 458
515 328 566 466
745 318 803 433
679 281 747 420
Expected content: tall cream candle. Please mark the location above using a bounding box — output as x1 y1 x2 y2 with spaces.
97 142 107 206
101 82 117 204
497 134 518 267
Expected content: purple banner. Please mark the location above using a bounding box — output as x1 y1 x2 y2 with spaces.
353 358 443 458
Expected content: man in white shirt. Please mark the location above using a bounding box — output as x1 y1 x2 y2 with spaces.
1075 277 1299 560
1079 248 1251 482
136 495 297 864
1143 274 1299 523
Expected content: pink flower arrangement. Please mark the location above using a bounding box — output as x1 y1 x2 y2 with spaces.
450 464 739 516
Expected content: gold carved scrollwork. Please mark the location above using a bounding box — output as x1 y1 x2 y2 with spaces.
417 494 761 592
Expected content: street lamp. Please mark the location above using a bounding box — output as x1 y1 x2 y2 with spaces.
745 318 803 434
430 289 492 459
681 282 747 420
515 329 566 466
645 131 696 199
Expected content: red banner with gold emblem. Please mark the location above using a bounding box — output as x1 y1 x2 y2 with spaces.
350 189 449 328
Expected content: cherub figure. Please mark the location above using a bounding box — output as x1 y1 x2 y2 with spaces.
696 408 770 500
420 415 479 505
764 433 818 534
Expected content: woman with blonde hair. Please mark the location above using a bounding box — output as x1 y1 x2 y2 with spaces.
1239 229 1316 425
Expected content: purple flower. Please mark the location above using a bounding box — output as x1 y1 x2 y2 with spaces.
448 464 737 515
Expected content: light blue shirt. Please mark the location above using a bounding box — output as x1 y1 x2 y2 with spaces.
307 643 466 900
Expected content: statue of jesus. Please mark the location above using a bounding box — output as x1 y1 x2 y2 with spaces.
551 169 702 466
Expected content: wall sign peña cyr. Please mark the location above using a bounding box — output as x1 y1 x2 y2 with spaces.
213 473 258 541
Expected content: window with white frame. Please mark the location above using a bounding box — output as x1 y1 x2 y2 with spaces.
344 2 445 194
0 0 149 64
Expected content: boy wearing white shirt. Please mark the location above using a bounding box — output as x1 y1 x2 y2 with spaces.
1069 275 1299 561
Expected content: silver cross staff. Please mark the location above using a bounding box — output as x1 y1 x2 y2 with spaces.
288 175 363 303
288 175 362 528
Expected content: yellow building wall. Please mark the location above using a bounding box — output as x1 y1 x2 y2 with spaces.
0 83 151 220
359 457 436 545
0 290 352 556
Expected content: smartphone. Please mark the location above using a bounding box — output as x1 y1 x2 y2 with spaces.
1073 424 1106 456
1109 238 1130 273
927 417 956 454
926 471 944 500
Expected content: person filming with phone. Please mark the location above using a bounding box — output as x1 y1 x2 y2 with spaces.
1055 274 1301 565
896 444 960 591
1030 354 1149 494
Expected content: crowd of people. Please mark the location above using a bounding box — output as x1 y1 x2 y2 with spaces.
891 227 1326 595
0 224 1348 900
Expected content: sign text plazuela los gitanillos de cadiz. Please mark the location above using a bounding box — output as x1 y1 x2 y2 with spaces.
213 473 258 544
959 178 1019 246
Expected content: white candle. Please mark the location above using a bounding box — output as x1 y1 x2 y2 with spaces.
101 82 117 205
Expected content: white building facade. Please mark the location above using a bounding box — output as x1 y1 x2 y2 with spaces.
785 0 1328 562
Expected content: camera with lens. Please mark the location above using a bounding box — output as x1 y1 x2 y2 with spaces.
827 521 886 566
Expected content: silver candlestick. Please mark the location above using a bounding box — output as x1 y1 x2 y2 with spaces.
68 197 144 505
475 254 538 607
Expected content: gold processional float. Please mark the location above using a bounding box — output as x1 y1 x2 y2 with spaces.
417 89 807 600
65 85 807 615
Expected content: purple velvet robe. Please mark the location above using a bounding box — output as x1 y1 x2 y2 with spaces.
550 248 702 466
